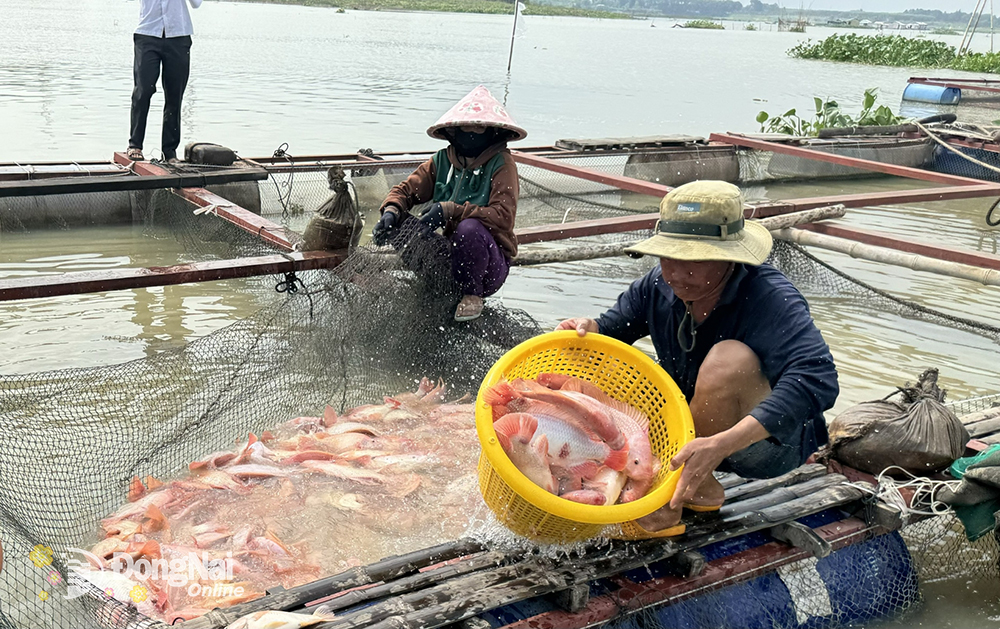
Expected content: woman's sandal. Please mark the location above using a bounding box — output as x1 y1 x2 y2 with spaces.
126 148 144 161
454 295 484 322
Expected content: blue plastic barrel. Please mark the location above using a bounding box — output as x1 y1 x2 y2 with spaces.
903 83 961 105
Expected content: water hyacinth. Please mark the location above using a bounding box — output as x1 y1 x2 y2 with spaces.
788 33 1000 74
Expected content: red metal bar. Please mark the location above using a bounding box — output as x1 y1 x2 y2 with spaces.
511 151 673 198
502 518 876 629
709 132 996 188
909 77 1000 94
114 153 296 251
0 251 345 302
798 222 1000 271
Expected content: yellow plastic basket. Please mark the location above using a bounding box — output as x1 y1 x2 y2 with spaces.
475 330 695 544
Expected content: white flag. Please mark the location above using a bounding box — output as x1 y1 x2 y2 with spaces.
515 1 527 38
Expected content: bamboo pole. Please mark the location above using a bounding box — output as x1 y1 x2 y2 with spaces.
772 228 1000 287
512 205 847 267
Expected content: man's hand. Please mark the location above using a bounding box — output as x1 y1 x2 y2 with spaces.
668 415 770 509
555 318 599 337
667 435 730 509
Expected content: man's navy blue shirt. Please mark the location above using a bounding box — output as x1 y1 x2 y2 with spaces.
595 263 839 464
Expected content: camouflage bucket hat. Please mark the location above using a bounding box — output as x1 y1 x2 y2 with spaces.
626 180 772 265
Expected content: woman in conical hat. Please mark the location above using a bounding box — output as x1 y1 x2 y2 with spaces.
372 85 527 322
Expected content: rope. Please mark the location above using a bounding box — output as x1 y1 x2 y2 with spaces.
270 143 296 224
846 466 959 526
914 121 1000 227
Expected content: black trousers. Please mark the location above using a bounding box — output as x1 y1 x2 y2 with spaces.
129 33 192 159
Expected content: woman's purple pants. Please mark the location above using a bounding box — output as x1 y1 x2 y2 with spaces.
450 218 510 297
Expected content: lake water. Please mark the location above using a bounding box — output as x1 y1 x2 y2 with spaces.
2 2 1000 626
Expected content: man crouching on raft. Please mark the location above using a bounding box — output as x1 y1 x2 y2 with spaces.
557 180 839 532
371 85 524 322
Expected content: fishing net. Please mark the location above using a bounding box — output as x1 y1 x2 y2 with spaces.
1 145 999 629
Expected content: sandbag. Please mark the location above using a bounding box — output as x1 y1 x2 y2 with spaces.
825 368 969 475
301 166 363 251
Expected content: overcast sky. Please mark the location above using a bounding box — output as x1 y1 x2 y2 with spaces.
802 0 989 12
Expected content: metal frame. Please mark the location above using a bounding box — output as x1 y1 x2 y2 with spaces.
4 135 1000 302
112 153 296 251
0 251 345 302
908 76 1000 95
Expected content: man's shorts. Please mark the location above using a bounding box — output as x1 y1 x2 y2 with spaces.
717 438 801 480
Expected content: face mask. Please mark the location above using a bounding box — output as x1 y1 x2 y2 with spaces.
449 129 496 157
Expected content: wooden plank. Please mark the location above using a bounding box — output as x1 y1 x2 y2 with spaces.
312 482 865 629
0 252 346 302
710 132 996 188
181 539 486 629
0 163 129 182
723 464 829 504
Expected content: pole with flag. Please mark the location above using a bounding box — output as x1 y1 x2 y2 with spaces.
507 0 525 72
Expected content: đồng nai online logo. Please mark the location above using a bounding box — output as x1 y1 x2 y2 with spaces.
64 548 242 602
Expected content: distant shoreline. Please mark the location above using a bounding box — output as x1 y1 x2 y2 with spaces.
224 0 632 20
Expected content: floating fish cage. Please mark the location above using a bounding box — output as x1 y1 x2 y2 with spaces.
1 132 1000 629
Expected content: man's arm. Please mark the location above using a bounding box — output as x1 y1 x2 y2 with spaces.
592 269 656 345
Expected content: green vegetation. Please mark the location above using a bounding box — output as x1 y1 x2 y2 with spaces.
756 88 908 137
228 0 628 18
683 19 724 29
787 24 805 33
789 33 1000 74
931 27 958 35
743 22 757 30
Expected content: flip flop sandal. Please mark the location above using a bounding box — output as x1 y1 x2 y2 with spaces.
454 297 484 322
126 148 144 161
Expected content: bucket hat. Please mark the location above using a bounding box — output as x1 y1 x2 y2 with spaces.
625 180 772 265
427 85 527 142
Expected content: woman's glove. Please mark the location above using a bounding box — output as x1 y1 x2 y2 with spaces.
372 209 399 245
418 203 446 234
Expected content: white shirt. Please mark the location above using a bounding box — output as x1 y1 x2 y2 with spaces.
136 0 203 38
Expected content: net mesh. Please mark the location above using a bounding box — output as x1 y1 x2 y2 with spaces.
1 147 999 629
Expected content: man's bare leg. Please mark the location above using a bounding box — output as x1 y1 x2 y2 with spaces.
638 341 770 530
685 340 771 508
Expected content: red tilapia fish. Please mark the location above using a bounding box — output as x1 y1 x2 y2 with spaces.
83 378 482 625
486 374 660 506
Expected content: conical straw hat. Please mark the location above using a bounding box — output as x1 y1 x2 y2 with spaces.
427 85 527 141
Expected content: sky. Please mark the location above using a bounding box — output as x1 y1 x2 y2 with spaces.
800 0 990 13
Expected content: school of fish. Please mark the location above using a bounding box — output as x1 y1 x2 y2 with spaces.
80 379 483 626
485 373 660 506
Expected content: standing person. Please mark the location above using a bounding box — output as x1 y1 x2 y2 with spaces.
371 85 525 322
127 0 203 162
556 180 839 532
